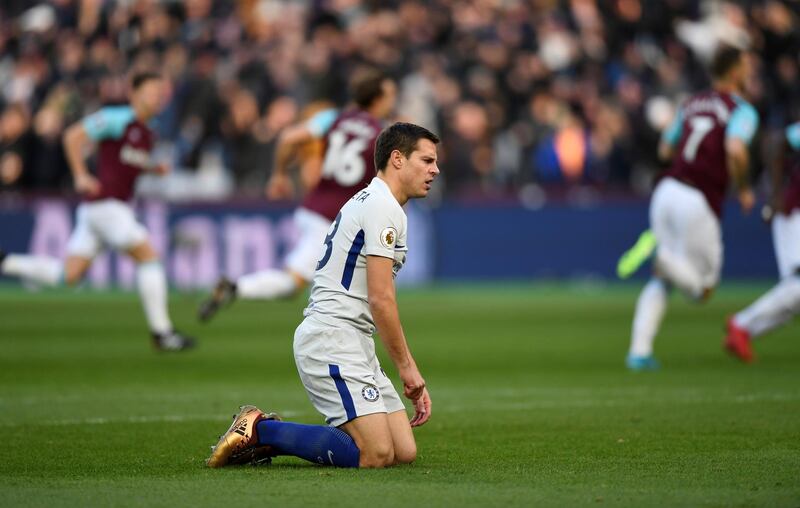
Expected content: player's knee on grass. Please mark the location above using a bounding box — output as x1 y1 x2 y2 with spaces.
359 440 394 468
392 440 416 465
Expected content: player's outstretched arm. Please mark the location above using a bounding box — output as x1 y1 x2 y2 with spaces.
725 137 754 214
266 124 316 200
762 130 789 222
366 255 427 403
63 122 100 197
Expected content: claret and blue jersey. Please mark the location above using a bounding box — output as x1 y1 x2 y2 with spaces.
661 91 759 217
780 122 800 214
81 106 155 202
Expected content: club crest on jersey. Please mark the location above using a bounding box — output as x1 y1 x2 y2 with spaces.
361 384 380 402
380 227 397 249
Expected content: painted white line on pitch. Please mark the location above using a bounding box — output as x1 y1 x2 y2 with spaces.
436 392 800 413
0 410 302 428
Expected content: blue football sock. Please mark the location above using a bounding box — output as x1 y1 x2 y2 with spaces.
257 420 360 468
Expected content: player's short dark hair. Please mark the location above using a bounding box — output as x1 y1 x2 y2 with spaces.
374 122 440 172
131 72 162 90
710 46 743 80
350 68 391 109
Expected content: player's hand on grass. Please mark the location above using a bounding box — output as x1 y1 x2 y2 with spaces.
74 173 101 197
400 364 426 401
738 188 755 215
266 173 295 200
409 387 431 427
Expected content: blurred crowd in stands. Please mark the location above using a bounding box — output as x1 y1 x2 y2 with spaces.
0 0 798 202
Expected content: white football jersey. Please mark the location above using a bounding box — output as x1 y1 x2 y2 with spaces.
303 177 408 335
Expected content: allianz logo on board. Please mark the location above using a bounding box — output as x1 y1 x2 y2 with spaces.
23 200 298 289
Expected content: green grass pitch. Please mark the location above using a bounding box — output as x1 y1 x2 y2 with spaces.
1 283 798 507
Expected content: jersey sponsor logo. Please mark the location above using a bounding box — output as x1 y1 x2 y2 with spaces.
380 227 397 249
120 145 152 169
361 384 380 402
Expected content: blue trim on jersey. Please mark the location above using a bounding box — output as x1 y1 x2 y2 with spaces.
726 100 759 144
307 108 338 138
786 122 800 151
341 229 365 290
661 109 684 146
82 106 135 141
329 364 357 422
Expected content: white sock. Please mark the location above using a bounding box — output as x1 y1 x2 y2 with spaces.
656 250 703 299
1 254 63 286
629 278 668 357
236 269 298 300
136 261 172 335
734 276 800 338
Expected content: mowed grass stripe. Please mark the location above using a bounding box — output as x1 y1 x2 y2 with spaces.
0 284 798 507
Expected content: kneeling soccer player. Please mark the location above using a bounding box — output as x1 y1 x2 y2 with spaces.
206 122 439 468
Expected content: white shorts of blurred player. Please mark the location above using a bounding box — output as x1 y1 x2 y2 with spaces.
293 316 406 427
67 199 148 258
284 208 333 281
650 177 722 298
772 210 800 278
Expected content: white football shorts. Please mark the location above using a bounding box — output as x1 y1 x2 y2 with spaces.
293 316 406 427
650 177 723 290
66 199 148 258
285 207 333 282
772 210 800 279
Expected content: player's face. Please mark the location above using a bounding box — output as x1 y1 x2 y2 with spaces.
133 79 167 118
400 138 439 198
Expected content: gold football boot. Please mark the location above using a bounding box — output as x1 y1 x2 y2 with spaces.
206 405 280 467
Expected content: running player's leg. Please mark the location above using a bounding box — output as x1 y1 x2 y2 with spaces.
126 240 173 337
237 208 329 299
1 204 97 287
732 212 800 338
1 252 67 286
63 256 92 285
628 278 669 369
653 180 713 300
92 199 192 349
198 208 329 321
235 269 306 299
682 193 723 302
627 180 674 369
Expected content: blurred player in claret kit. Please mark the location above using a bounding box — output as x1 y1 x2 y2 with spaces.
724 120 800 362
206 122 439 469
0 72 195 351
198 68 397 321
623 46 759 370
